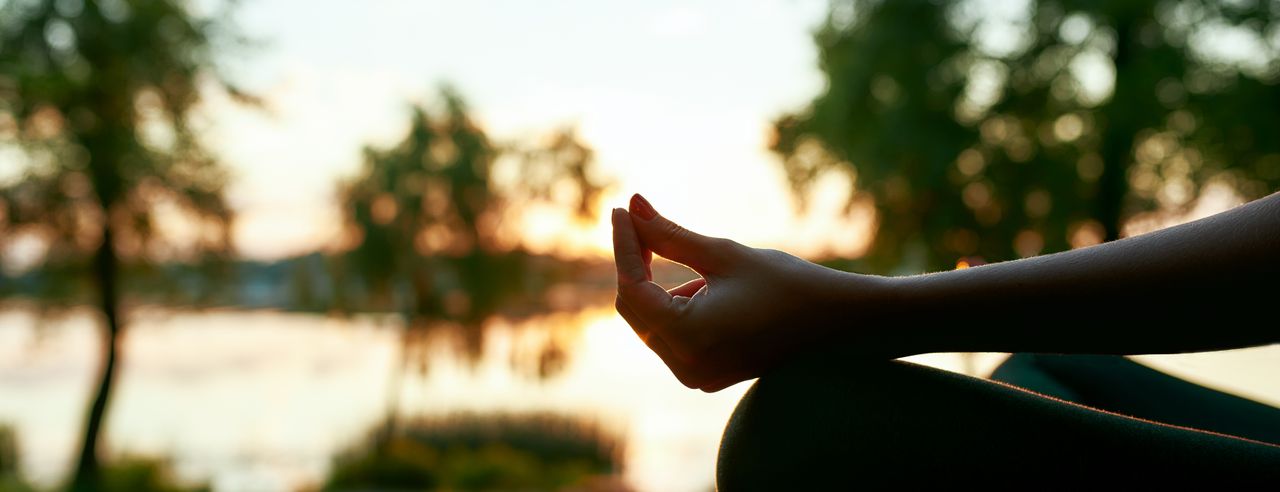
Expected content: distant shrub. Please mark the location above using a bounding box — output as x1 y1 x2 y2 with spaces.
323 412 628 491
1 425 204 492
95 456 209 492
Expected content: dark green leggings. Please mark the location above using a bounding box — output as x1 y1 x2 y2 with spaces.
717 349 1280 489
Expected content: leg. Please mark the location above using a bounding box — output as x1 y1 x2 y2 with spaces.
990 353 1280 446
717 346 1280 490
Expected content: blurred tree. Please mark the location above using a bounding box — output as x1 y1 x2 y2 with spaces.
775 0 1280 273
338 87 609 321
337 86 610 451
507 125 609 223
0 1 250 490
339 87 496 319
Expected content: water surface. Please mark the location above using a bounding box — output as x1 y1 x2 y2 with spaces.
1 307 1276 491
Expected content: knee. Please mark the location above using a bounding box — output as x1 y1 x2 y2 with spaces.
715 353 937 490
989 353 1138 403
988 353 1081 402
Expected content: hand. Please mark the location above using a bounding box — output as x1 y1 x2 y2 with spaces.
612 194 890 392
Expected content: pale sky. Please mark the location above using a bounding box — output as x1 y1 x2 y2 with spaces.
198 0 879 260
2 0 1266 267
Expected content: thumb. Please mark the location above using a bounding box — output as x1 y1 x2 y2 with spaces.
629 193 726 274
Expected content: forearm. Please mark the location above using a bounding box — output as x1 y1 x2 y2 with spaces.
861 192 1280 357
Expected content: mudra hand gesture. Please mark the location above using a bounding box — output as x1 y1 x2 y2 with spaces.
611 193 890 392
611 189 1280 393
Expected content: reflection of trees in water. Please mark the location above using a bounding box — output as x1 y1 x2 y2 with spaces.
399 306 604 382
357 309 612 491
334 86 612 459
373 305 605 466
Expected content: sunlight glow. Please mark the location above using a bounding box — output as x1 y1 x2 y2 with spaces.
197 0 834 261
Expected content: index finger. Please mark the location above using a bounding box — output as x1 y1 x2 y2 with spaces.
612 208 676 322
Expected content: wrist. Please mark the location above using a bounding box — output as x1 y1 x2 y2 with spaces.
818 269 918 359
886 270 982 356
864 273 920 358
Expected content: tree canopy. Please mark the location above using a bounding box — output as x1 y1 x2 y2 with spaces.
775 0 1280 273
0 1 249 488
338 87 610 319
0 0 247 267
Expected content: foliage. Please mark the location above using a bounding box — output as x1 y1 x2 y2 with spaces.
0 0 250 488
775 0 1280 273
323 413 627 492
336 87 610 320
0 0 247 266
0 425 33 492
338 87 497 318
0 425 204 492
91 457 209 492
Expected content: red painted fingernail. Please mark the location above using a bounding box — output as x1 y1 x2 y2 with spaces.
630 193 657 221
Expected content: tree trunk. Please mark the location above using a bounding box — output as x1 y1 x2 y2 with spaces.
70 225 122 492
1097 21 1136 242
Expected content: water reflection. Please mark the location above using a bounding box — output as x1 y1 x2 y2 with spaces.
3 305 1276 491
0 306 744 492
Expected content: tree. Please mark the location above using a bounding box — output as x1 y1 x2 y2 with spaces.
338 87 610 320
337 86 610 450
0 1 249 489
775 0 1280 273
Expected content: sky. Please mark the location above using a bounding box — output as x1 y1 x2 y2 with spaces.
198 0 881 261
3 0 1260 267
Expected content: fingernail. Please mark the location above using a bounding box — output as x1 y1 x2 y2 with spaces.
630 193 657 221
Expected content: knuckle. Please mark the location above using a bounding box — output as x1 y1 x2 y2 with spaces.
617 267 643 286
712 237 750 264
616 281 642 300
710 236 737 250
661 221 687 243
754 246 784 262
